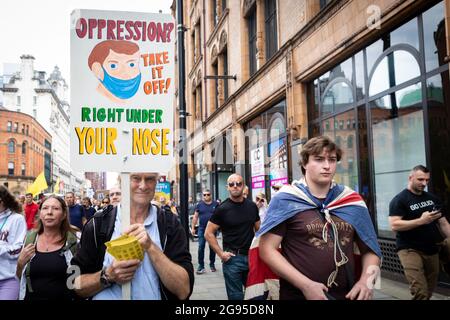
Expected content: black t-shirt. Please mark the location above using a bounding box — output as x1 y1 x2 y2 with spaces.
389 189 444 254
210 198 259 251
25 247 73 300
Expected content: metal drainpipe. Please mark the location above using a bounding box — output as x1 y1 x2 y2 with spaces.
177 0 189 247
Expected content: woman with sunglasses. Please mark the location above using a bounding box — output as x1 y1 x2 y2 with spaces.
0 186 27 300
101 197 111 208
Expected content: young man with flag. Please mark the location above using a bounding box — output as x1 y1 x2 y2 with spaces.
248 136 381 300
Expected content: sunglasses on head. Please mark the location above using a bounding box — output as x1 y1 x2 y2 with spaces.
228 181 243 187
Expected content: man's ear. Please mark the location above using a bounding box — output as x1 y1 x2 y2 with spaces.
91 62 104 80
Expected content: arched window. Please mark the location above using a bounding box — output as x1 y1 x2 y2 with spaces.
8 140 15 153
268 114 286 142
321 79 354 115
369 48 420 97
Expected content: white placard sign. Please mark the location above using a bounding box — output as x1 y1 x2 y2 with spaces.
70 9 175 173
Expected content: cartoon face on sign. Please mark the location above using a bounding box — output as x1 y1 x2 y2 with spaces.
88 40 141 103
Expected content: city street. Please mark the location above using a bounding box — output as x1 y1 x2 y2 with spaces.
188 238 449 300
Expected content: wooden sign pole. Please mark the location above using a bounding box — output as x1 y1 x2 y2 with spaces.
120 172 131 300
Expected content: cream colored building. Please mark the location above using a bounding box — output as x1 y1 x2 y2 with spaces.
173 0 450 283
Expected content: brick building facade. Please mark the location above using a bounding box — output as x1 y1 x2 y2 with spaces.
0 108 52 196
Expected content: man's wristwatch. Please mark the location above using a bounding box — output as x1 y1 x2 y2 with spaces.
100 267 114 288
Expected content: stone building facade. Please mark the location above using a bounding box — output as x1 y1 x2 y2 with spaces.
174 0 450 283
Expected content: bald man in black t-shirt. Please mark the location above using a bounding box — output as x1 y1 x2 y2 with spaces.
205 174 260 300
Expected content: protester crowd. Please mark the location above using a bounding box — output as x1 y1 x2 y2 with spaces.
0 136 449 301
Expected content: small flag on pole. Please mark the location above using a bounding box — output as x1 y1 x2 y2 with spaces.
27 171 48 197
54 177 60 194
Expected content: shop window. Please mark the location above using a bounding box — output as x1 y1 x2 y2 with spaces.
366 40 384 76
321 110 359 191
390 17 419 50
423 1 446 71
322 81 354 115
268 112 288 198
354 51 365 101
369 50 420 97
371 82 426 235
331 58 353 84
213 134 233 166
310 79 320 121
427 70 450 212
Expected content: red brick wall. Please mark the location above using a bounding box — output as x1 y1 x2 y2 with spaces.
0 109 51 179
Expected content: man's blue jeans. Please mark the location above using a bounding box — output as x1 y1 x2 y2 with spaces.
197 227 216 269
222 254 248 300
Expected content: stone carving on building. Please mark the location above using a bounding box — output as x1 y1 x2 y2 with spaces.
211 45 218 64
219 30 227 53
197 69 202 87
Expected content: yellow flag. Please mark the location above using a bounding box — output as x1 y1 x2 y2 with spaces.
54 177 60 194
27 171 48 197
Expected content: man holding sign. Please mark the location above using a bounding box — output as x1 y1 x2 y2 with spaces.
70 9 182 300
71 172 194 300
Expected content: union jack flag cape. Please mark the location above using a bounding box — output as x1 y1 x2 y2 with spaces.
244 179 382 300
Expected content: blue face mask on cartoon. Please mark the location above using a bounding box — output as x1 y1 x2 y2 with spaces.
101 67 141 100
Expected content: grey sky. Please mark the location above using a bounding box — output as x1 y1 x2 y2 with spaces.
0 0 173 188
0 0 173 81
